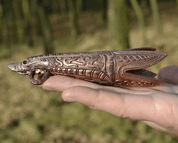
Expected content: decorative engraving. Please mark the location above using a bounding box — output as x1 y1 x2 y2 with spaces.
115 54 158 63
56 58 63 66
54 54 106 71
64 57 82 66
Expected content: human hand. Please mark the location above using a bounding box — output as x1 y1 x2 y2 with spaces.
41 65 178 134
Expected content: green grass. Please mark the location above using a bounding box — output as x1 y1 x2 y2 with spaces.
1 10 178 143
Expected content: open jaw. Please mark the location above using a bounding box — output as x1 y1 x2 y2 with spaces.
7 63 46 76
16 69 47 77
16 70 29 75
16 68 49 84
7 63 28 75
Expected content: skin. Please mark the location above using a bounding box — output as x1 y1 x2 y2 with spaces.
40 65 178 134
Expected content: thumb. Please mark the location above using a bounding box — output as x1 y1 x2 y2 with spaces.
158 65 178 85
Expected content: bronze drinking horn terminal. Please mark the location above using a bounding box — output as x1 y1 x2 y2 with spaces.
7 47 167 87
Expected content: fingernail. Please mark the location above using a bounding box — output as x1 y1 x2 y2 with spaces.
64 98 76 102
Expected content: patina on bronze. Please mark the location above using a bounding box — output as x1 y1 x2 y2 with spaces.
7 47 167 87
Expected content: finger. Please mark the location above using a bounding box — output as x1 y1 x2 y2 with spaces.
41 76 101 92
170 85 178 94
143 121 169 132
158 65 178 85
41 75 153 95
96 84 152 95
143 121 178 134
62 86 155 121
150 85 176 94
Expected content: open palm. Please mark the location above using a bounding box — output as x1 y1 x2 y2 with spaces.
41 65 178 134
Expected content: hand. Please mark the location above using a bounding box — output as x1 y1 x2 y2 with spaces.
41 65 178 134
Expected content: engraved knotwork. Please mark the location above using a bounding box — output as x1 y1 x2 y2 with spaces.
84 54 106 70
64 57 82 67
115 54 155 62
85 55 100 65
56 58 63 66
61 55 105 70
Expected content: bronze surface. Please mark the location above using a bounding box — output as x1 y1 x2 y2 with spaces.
7 47 167 87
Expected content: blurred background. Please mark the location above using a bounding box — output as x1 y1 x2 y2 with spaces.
1 0 178 142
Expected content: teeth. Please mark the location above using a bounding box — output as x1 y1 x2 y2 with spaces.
35 69 45 74
35 69 41 74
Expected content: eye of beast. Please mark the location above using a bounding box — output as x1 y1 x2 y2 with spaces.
22 60 28 65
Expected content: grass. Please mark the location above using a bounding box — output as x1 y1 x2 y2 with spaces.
1 6 178 143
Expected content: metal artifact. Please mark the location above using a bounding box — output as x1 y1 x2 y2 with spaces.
7 47 167 87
